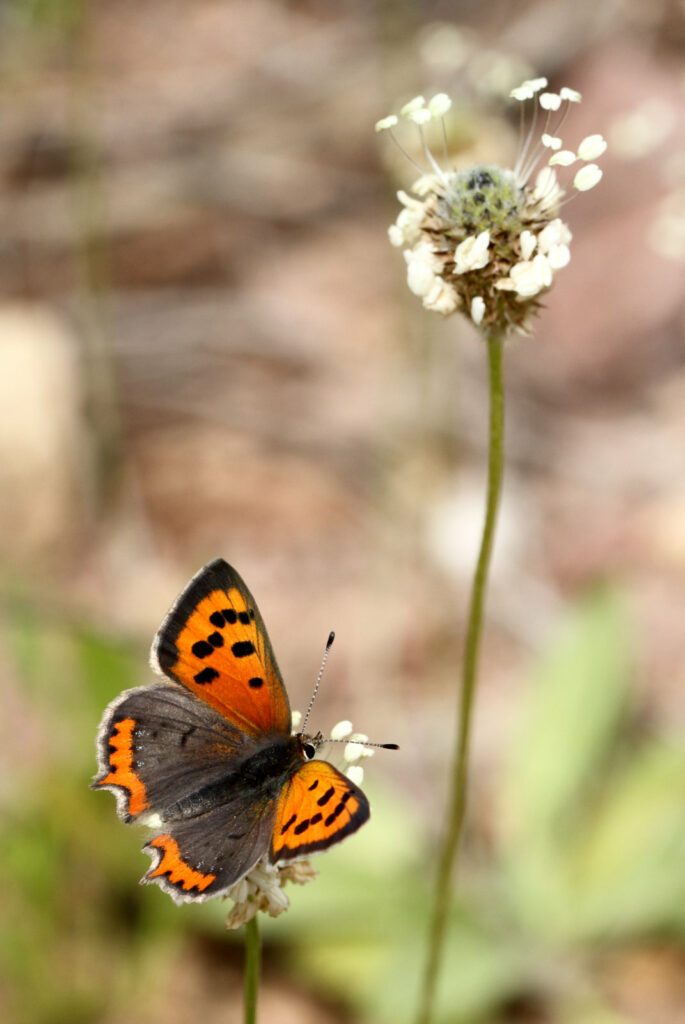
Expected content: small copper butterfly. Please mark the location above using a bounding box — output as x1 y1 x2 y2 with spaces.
92 559 375 902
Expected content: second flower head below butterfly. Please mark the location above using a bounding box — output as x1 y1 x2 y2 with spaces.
377 79 607 334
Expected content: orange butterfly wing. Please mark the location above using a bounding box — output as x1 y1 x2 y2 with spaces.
271 760 370 862
151 559 290 737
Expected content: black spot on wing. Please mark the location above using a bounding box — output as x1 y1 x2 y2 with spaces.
194 667 219 685
317 785 335 807
232 641 255 658
280 814 296 835
192 640 213 659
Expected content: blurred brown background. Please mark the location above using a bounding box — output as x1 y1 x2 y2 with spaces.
1 1 685 1022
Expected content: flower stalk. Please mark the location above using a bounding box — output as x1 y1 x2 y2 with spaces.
417 329 505 1024
244 915 261 1024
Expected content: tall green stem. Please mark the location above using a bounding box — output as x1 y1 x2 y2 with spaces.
244 915 261 1024
416 330 506 1024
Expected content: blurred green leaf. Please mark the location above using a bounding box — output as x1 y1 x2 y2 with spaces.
503 589 632 841
569 743 685 938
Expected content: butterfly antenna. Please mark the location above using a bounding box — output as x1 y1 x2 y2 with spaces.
326 738 400 750
302 631 335 734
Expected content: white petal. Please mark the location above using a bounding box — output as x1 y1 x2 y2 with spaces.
577 134 608 160
344 740 367 762
412 174 439 195
539 92 562 111
454 230 490 273
428 93 452 117
531 166 563 211
330 720 353 741
512 77 547 100
424 279 460 315
519 230 537 260
375 115 398 132
547 243 571 269
548 150 577 167
573 163 603 191
509 254 552 297
397 189 422 209
541 133 562 150
532 252 553 287
494 277 516 291
401 96 426 116
470 296 485 325
404 246 440 296
406 262 435 296
560 86 582 103
537 217 572 252
388 224 404 247
346 765 364 786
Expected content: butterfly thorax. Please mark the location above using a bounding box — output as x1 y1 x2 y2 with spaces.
163 732 306 822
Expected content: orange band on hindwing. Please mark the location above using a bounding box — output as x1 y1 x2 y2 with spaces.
99 717 148 816
146 835 216 894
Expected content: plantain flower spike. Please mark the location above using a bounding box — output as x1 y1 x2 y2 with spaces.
377 79 606 334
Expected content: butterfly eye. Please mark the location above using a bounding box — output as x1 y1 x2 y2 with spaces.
302 741 317 760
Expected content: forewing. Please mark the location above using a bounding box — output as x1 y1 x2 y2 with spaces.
271 760 370 862
91 684 252 823
151 559 290 737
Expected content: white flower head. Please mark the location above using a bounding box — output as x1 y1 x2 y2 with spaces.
346 764 365 786
377 77 606 332
224 856 318 930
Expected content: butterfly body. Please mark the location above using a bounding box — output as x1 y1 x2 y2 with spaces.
92 559 370 903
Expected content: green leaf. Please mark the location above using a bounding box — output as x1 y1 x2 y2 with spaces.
503 590 633 840
500 590 634 938
568 743 685 938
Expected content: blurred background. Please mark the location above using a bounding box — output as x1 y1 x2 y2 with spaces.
1 1 685 1022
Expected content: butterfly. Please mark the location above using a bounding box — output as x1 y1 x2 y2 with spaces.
92 558 371 903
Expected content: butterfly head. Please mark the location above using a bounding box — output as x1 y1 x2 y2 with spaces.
297 730 324 761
